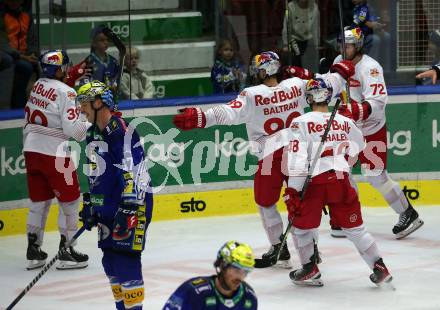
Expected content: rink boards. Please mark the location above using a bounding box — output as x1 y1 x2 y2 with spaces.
0 179 439 236
0 91 439 236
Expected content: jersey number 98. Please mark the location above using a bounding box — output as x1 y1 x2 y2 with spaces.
264 111 301 135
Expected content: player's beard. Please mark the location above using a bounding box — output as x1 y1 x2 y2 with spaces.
217 272 232 291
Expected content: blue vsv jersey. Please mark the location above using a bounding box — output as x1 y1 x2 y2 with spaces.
163 276 258 310
85 115 152 249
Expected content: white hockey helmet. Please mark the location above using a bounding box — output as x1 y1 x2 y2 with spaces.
250 51 280 77
305 78 333 105
343 27 364 51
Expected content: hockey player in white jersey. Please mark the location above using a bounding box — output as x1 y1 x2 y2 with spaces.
281 78 392 287
173 51 354 268
23 50 90 270
332 28 424 239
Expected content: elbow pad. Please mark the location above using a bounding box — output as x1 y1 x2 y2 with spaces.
66 121 90 141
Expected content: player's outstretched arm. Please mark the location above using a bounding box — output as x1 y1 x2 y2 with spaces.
416 66 439 84
173 108 206 131
283 66 314 80
173 92 250 130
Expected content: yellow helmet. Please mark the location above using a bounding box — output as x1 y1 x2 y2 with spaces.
77 81 114 110
215 241 255 272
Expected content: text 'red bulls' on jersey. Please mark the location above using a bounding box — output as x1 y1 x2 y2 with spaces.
204 73 347 159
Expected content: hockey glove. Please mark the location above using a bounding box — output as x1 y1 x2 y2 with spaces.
338 100 371 121
112 204 139 241
330 60 355 80
65 61 92 87
283 187 302 222
337 104 353 120
79 193 99 231
173 107 206 130
283 66 314 80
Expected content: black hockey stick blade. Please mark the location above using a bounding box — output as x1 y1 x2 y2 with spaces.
254 257 277 268
102 26 127 55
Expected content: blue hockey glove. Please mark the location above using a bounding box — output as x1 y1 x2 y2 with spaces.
112 204 138 241
80 193 99 231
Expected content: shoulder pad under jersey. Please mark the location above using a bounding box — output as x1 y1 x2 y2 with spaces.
189 277 213 295
104 117 128 136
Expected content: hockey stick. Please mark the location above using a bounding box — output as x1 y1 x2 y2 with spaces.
337 0 351 106
254 99 342 268
6 226 86 310
102 26 127 111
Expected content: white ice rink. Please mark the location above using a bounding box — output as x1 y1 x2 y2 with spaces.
1 206 440 310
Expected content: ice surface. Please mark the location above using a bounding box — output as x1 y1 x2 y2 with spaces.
1 206 439 310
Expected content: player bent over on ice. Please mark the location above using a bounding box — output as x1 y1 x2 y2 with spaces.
163 241 258 310
416 62 440 84
280 78 392 286
173 51 354 268
78 81 153 310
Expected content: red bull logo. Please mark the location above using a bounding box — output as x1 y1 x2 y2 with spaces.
306 79 321 90
257 52 277 65
46 52 62 65
351 27 363 39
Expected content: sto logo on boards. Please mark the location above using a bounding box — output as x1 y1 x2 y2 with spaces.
180 198 206 213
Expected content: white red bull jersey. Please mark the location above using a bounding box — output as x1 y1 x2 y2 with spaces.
284 112 365 191
204 73 346 159
23 78 90 157
334 54 387 136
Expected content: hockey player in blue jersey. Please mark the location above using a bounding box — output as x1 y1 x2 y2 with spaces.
78 81 153 310
163 241 258 310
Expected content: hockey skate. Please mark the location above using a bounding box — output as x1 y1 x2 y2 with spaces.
26 233 48 270
56 235 88 270
260 242 292 269
369 258 393 286
392 204 424 239
289 261 323 287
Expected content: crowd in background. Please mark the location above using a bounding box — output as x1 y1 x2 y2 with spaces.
0 0 439 109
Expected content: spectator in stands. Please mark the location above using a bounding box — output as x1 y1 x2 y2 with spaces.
211 39 246 94
0 0 39 109
281 0 319 67
82 25 120 90
351 0 391 71
120 47 154 100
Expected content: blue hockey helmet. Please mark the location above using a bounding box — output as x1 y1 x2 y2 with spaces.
39 50 70 78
